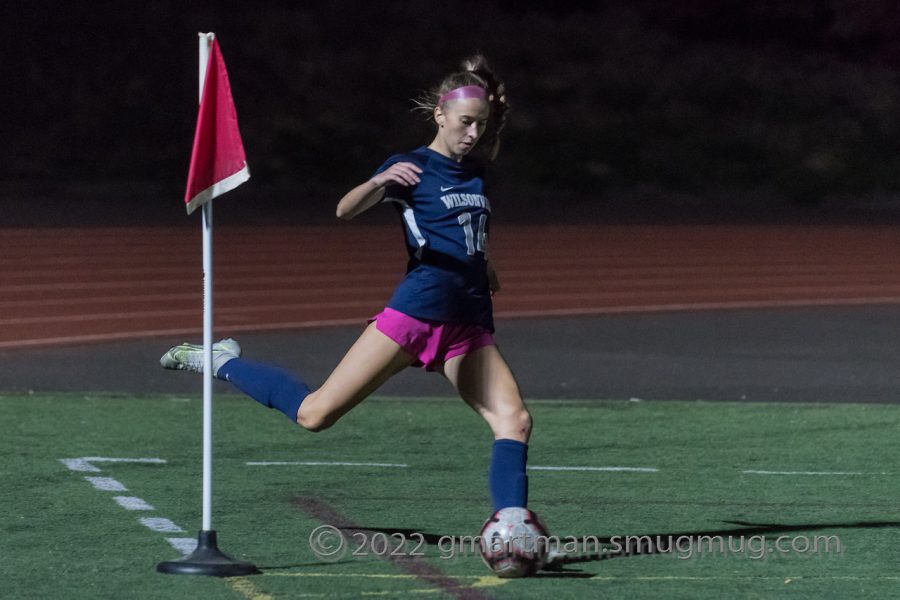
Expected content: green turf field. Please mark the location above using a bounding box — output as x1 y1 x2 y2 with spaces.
3 393 900 599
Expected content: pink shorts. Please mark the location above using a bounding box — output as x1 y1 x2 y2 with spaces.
370 307 495 371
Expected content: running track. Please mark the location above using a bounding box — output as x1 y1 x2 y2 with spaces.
2 223 899 351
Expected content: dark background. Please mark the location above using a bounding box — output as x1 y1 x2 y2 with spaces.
4 0 900 226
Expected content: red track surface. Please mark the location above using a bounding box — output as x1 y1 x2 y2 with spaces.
2 224 899 350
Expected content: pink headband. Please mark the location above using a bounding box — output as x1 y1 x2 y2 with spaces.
438 85 487 106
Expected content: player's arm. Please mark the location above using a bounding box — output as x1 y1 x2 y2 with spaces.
336 161 422 220
487 260 501 295
335 181 385 220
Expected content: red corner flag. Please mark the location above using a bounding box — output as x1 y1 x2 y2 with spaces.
184 37 249 214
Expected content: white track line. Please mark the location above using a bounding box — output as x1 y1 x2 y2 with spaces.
495 296 900 319
0 286 393 310
0 319 366 349
2 273 394 293
0 300 380 326
10 296 900 351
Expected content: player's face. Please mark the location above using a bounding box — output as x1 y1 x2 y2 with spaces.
435 98 490 159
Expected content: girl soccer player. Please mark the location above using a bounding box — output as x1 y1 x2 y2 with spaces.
162 55 531 514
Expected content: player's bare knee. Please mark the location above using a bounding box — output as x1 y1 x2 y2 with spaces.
517 409 533 439
489 407 532 441
296 406 338 433
506 408 532 441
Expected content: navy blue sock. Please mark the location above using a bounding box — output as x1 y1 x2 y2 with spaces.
488 439 529 511
217 358 309 423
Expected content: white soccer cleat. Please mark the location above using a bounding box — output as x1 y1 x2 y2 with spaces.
159 338 241 377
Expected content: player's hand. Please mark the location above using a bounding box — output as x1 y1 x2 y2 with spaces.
370 162 422 188
487 262 500 296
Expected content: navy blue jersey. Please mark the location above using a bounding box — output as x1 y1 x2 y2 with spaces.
373 146 493 331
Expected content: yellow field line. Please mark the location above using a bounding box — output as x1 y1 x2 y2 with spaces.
265 572 505 586
228 572 900 599
227 572 507 600
227 576 275 600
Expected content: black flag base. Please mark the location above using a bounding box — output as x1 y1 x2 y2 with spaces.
157 530 260 577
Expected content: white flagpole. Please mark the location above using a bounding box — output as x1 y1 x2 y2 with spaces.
158 32 257 576
198 31 215 533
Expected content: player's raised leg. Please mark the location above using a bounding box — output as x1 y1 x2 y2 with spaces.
441 345 532 510
160 323 413 431
161 337 312 421
296 322 414 431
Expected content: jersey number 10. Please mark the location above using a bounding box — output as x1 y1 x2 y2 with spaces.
458 212 488 256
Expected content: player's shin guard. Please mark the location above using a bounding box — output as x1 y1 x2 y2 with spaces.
489 439 529 511
216 358 308 423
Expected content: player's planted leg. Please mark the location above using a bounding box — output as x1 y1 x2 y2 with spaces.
489 439 529 511
441 345 533 510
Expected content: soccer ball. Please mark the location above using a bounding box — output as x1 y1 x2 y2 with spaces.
479 507 549 578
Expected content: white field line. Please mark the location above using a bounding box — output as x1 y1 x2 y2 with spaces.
742 469 878 476
113 496 155 511
84 476 128 491
140 517 185 533
60 457 166 472
60 456 191 554
60 458 101 472
244 462 882 476
529 466 659 473
82 457 168 465
247 461 652 472
246 461 409 468
166 537 199 555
